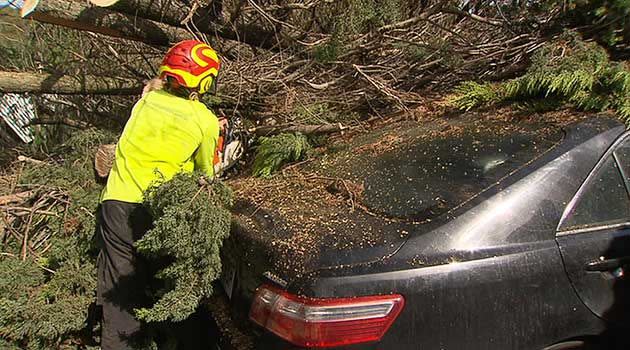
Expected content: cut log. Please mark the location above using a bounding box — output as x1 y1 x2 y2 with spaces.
249 123 347 137
90 0 118 6
94 144 116 178
25 0 191 46
0 71 142 95
89 0 280 50
20 0 40 17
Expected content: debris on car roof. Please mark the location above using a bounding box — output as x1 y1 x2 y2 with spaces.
227 110 598 279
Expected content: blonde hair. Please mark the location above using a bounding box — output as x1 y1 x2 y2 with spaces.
142 78 164 97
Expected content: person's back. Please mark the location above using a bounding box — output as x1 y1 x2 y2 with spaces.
102 89 219 204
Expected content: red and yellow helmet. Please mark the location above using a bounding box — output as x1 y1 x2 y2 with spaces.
158 40 220 95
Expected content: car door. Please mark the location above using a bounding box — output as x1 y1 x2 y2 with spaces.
556 132 630 325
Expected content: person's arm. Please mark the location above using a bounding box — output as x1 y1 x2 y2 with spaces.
194 117 220 177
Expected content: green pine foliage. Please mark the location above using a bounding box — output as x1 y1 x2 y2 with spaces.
0 258 96 350
252 133 311 178
314 36 342 63
316 0 406 36
451 32 630 121
1 129 116 349
342 0 403 35
135 172 233 323
313 0 407 63
293 103 342 124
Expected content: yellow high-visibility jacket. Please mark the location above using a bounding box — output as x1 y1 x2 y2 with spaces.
100 90 220 204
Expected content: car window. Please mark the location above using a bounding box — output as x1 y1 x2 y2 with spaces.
336 119 563 222
613 139 630 190
560 154 630 231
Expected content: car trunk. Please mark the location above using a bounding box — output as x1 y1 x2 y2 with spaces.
221 115 566 313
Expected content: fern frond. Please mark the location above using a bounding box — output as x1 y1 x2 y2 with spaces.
252 133 311 178
452 32 630 122
450 81 502 111
614 98 630 123
569 91 610 111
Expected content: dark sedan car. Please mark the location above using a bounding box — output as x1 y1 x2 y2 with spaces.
222 114 630 349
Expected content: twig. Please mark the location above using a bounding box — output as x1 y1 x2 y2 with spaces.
80 207 95 218
442 6 504 27
17 155 45 165
38 264 56 274
0 207 59 217
21 209 35 260
249 123 347 136
0 191 35 206
352 64 409 111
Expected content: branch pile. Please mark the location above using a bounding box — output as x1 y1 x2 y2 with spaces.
0 129 116 349
0 131 235 348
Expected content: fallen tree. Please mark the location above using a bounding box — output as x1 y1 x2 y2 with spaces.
3 1 630 349
25 0 190 46
249 123 347 137
0 71 142 94
89 0 281 50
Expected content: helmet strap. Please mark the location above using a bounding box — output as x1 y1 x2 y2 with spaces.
164 76 199 100
211 75 218 95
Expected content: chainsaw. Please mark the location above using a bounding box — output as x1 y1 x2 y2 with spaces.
213 115 248 177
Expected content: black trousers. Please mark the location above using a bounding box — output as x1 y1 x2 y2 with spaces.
96 200 153 350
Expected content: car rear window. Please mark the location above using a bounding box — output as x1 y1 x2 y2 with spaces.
560 155 630 231
330 119 563 222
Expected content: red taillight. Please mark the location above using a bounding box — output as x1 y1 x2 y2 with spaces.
249 284 405 348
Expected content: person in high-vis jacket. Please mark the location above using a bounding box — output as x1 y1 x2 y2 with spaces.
96 40 221 350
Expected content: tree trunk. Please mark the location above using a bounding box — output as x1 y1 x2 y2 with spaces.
89 0 280 50
249 123 347 137
89 0 192 27
0 71 142 95
26 0 191 46
30 116 90 129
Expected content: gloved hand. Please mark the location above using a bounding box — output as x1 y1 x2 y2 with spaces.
218 117 229 136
